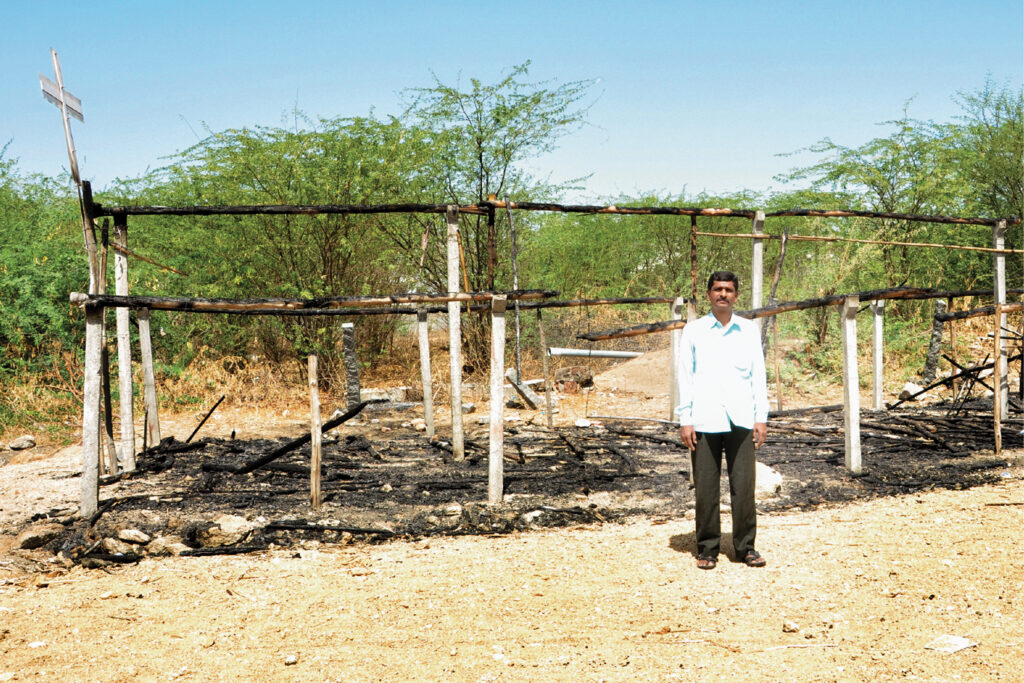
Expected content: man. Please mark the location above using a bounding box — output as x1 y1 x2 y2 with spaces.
676 271 769 570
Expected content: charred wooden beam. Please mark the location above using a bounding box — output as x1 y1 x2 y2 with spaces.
558 433 587 460
766 208 1018 226
606 445 640 475
264 519 396 537
98 200 1017 226
70 290 555 315
186 395 224 443
886 353 1022 409
605 426 683 448
100 202 488 218
578 287 958 341
936 302 1024 322
202 402 368 475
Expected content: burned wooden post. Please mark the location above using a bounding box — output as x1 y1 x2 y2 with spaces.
138 308 161 445
751 210 765 331
840 296 862 473
342 322 360 409
113 215 135 470
98 221 119 474
922 300 946 385
489 295 507 505
100 343 119 474
536 309 554 429
669 297 685 421
689 215 698 301
993 219 1008 414
446 206 465 460
993 305 1003 454
871 299 886 411
308 354 322 509
417 310 435 439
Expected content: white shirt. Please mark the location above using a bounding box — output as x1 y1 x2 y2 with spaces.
675 312 769 432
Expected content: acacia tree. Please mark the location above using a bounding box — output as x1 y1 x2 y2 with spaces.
778 83 1023 291
402 63 594 366
113 114 440 383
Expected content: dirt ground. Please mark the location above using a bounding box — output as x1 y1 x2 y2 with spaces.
1 351 1022 681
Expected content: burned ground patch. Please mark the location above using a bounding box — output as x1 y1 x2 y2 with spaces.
24 399 1022 566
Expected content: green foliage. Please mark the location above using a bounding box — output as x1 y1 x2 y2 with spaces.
522 190 764 301
0 150 85 374
775 82 1022 301
401 63 596 365
2 76 1019 428
102 114 444 383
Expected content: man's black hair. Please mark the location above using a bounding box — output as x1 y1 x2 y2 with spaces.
706 270 739 291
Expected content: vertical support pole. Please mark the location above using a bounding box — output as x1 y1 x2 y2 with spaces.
504 200 523 380
947 297 958 396
536 309 554 429
689 215 699 302
308 354 322 510
417 310 435 439
993 305 1003 454
751 210 765 332
342 322 360 409
772 321 784 412
97 221 119 474
81 305 102 517
669 296 685 421
993 219 1008 415
841 296 862 474
138 308 161 446
113 215 135 470
446 206 465 460
871 299 885 411
489 295 507 505
100 343 119 474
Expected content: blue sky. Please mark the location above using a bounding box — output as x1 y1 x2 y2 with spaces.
2 0 1021 202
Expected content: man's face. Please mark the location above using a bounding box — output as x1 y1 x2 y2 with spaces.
706 279 738 315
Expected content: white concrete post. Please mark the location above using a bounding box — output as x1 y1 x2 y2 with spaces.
80 305 103 517
113 219 135 470
751 210 765 331
841 296 862 474
993 220 1008 414
870 299 885 411
488 295 507 505
669 296 685 421
138 308 161 447
446 206 465 460
417 310 435 439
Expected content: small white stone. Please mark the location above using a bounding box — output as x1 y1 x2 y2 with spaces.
118 529 151 545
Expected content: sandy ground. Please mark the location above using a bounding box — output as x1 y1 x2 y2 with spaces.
1 351 1023 681
0 484 1021 681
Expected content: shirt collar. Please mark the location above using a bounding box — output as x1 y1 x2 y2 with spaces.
709 313 741 332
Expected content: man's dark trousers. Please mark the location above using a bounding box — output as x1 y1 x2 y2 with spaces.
691 426 757 559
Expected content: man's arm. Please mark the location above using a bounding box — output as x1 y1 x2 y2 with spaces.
676 325 698 450
680 424 697 450
753 422 767 449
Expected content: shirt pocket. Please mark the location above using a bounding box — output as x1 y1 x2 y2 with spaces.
731 354 752 378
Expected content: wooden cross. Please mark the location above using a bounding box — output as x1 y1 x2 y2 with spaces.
39 48 84 186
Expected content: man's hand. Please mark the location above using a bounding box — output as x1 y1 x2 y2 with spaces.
753 422 767 449
680 425 697 451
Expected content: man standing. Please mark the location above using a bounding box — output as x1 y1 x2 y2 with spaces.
677 271 769 570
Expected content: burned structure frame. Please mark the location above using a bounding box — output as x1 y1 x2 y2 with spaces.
69 185 1023 518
